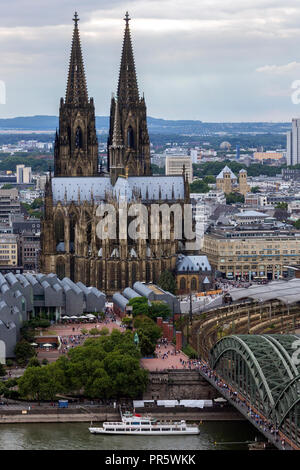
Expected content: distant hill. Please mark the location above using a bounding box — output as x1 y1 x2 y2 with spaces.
0 115 292 135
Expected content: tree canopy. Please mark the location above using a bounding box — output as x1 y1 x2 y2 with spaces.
18 330 148 400
157 270 177 295
225 192 245 205
190 179 210 193
128 296 171 321
133 315 162 357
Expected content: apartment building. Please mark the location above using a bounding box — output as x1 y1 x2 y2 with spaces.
0 234 18 266
18 233 40 271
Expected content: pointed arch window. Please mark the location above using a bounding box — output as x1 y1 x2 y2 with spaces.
55 212 65 248
75 126 83 149
191 277 197 292
180 278 186 292
56 259 65 280
69 213 76 253
127 126 134 149
132 262 137 283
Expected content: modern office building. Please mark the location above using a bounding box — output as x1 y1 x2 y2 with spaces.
0 189 20 221
165 155 193 183
287 118 300 166
16 165 32 184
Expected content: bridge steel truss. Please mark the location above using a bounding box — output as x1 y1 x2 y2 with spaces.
209 334 300 448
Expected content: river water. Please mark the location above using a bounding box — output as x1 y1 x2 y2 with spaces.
0 421 264 450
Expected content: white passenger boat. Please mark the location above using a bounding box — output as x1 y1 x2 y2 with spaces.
88 411 199 435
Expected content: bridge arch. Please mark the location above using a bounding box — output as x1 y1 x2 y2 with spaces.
209 334 300 447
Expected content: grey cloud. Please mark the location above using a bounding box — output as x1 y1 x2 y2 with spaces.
1 0 300 120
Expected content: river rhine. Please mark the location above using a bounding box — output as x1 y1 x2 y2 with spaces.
0 421 265 450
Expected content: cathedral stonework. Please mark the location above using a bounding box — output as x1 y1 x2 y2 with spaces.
40 12 192 296
54 13 98 178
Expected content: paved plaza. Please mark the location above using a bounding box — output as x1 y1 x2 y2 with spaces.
35 316 191 370
141 342 194 371
36 319 124 363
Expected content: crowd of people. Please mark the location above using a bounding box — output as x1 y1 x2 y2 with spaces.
59 334 85 354
215 278 254 293
196 359 289 450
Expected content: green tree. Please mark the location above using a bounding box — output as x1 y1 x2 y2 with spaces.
0 382 7 396
275 202 288 210
121 316 133 328
30 198 44 209
148 301 171 321
190 179 210 193
89 327 100 335
27 357 41 368
18 365 65 401
251 186 260 193
128 297 149 317
0 363 6 376
133 315 162 356
293 219 300 230
18 330 149 400
15 340 36 366
99 327 109 336
136 332 155 356
157 270 177 295
225 192 244 205
203 175 216 184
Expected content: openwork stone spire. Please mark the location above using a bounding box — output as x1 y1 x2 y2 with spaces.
65 12 88 106
54 12 98 177
117 12 139 104
112 100 123 147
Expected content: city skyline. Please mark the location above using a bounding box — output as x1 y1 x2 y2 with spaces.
2 1 300 121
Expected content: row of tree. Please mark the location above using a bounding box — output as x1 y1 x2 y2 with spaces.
193 160 282 179
17 330 149 401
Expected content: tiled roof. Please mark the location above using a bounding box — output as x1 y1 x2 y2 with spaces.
176 255 211 272
51 175 185 203
216 166 237 180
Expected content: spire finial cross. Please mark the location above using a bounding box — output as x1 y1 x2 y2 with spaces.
124 11 130 25
73 11 79 26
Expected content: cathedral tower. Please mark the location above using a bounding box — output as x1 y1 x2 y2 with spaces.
54 12 98 177
108 12 151 184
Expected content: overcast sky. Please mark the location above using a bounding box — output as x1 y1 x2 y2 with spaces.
1 0 300 121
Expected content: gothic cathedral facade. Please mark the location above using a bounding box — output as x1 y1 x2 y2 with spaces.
40 13 191 296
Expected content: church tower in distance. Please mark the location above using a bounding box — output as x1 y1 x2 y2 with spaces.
54 12 98 177
108 12 151 184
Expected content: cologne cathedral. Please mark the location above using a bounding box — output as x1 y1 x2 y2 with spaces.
40 12 191 295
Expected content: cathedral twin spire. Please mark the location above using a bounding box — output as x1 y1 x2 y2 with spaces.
117 12 140 105
108 12 151 182
55 11 150 180
65 12 88 107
